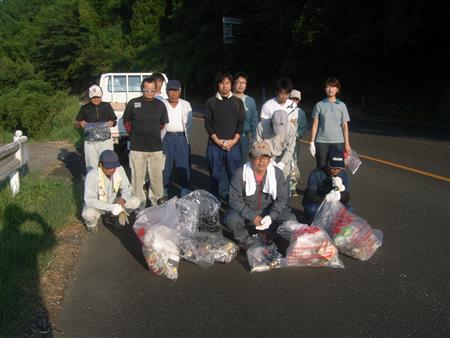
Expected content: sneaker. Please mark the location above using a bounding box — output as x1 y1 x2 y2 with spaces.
86 225 98 233
157 196 168 205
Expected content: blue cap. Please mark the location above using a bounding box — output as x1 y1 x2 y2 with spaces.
99 150 120 169
166 80 181 90
327 149 345 169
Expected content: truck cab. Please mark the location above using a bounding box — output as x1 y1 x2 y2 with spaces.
99 72 168 142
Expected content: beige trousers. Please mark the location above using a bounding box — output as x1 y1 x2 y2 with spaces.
82 196 140 229
129 150 165 208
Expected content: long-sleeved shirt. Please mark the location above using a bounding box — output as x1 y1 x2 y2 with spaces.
204 93 245 139
303 167 350 205
297 107 307 138
256 119 297 177
229 165 289 222
84 166 133 212
240 94 258 136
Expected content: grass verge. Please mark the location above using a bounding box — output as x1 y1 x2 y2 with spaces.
0 173 81 337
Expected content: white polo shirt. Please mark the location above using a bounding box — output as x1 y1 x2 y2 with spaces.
260 97 298 121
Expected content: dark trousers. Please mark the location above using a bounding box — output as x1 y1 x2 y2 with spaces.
223 207 296 242
162 133 190 194
315 142 344 168
207 141 241 199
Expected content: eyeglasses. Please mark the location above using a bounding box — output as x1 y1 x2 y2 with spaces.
143 89 156 94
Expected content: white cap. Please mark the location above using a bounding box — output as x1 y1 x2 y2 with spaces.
289 89 301 100
89 85 103 98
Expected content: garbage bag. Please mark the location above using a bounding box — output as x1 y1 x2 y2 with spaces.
246 236 283 272
345 149 362 174
135 197 180 231
84 122 111 141
177 190 221 232
179 231 238 268
312 200 383 260
134 224 180 280
277 221 344 268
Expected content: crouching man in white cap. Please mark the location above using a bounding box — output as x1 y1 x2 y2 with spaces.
223 141 296 248
82 150 140 232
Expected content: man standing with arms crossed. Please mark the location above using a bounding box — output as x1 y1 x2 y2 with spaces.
123 77 169 209
162 80 193 198
204 71 245 199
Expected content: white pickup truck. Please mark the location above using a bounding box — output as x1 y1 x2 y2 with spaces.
98 72 168 142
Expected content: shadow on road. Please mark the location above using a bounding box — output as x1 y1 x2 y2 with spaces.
0 203 55 337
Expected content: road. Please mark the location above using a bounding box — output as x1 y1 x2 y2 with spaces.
56 117 450 337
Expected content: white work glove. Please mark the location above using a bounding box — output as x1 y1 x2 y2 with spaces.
111 203 125 216
256 215 272 230
309 142 316 157
275 162 285 171
332 176 346 192
325 190 341 203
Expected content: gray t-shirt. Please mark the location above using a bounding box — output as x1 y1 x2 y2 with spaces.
312 98 350 143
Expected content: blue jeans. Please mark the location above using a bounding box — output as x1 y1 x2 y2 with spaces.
207 141 241 199
162 133 190 196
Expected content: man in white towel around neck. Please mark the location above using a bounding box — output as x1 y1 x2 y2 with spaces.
223 141 296 248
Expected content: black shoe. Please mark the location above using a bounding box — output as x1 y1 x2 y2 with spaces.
102 214 122 229
157 196 168 205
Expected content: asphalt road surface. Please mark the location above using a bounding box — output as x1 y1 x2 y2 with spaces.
56 117 450 337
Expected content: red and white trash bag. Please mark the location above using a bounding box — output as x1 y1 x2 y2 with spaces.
311 200 383 260
277 221 344 268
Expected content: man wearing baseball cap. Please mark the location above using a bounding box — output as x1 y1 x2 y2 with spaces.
82 150 140 232
223 141 296 248
302 148 351 223
75 84 117 173
161 79 193 198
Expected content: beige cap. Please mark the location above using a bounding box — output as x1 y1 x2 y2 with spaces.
289 89 301 100
251 141 272 157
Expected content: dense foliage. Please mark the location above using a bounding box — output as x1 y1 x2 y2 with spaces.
0 0 448 138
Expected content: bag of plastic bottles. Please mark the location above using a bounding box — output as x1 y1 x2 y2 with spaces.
84 122 111 141
176 190 221 232
277 221 344 268
312 200 383 260
178 231 239 268
246 235 283 272
345 149 362 174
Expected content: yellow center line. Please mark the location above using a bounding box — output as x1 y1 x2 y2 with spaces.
299 139 450 183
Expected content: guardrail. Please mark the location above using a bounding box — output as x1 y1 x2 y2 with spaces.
0 130 29 195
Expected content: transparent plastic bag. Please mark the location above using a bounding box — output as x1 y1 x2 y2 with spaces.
345 149 362 174
134 224 180 280
246 236 283 272
135 197 180 231
312 200 383 260
178 231 239 268
177 190 221 232
277 221 344 268
84 122 111 141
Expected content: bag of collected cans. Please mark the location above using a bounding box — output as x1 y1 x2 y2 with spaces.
312 200 383 260
84 122 111 141
345 148 362 174
246 235 283 273
133 190 237 280
277 221 344 268
178 231 238 268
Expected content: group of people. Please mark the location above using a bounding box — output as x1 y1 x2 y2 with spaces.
75 72 353 247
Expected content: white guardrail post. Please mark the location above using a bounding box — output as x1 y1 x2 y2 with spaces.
0 130 29 196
